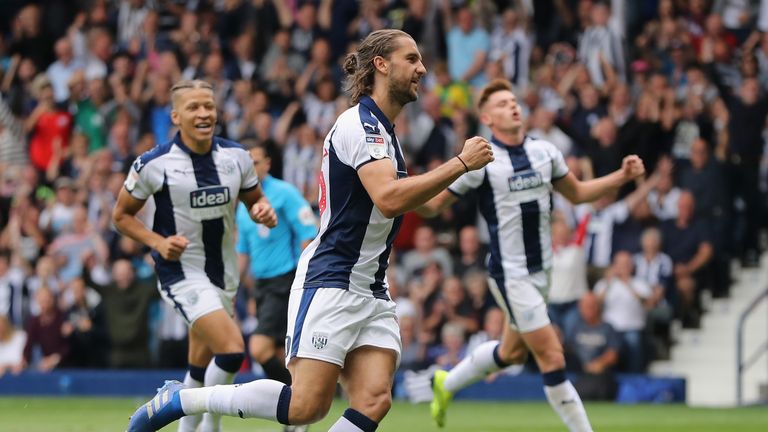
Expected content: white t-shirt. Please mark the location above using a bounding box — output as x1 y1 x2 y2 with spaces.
594 277 651 332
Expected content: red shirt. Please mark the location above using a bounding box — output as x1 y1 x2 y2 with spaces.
29 111 72 171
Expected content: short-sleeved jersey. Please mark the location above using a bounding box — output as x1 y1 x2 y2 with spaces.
124 133 259 290
448 135 569 281
236 175 318 279
292 95 407 300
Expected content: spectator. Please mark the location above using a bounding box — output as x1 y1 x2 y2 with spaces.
489 8 531 92
633 227 675 358
453 225 487 279
566 292 620 400
577 1 626 89
39 176 78 236
429 321 467 368
399 314 426 371
549 218 589 340
61 277 108 368
678 138 731 297
0 314 26 376
26 74 73 173
401 225 454 282
47 37 83 104
594 251 654 373
83 256 158 368
661 191 713 328
443 4 490 88
23 287 70 372
48 205 110 284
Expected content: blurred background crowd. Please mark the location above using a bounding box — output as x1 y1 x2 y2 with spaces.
1 0 768 388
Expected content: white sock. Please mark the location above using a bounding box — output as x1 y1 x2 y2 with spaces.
444 341 505 393
328 408 377 432
199 357 239 432
178 371 203 432
544 380 593 432
179 379 288 421
328 416 364 431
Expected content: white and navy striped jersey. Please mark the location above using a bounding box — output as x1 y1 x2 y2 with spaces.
124 133 259 292
292 95 407 300
633 252 673 288
448 136 569 282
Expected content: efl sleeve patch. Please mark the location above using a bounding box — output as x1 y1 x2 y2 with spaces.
366 135 387 159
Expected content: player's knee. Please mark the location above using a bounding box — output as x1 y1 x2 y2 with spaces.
535 347 565 371
354 388 392 421
289 395 333 425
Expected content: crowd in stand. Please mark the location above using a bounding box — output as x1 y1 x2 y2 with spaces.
1 0 768 385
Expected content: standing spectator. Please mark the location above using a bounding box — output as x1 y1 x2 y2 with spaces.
443 4 490 88
0 92 28 167
594 251 653 373
47 37 83 104
489 8 531 92
22 287 70 372
8 4 53 72
83 257 158 368
577 0 626 89
678 138 731 297
720 78 768 267
25 74 73 173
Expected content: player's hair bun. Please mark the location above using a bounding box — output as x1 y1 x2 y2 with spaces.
343 53 358 75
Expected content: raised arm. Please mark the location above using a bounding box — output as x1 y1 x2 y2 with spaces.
359 136 492 218
553 155 645 204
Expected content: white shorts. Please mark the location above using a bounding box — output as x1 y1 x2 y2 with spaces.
285 287 401 368
159 279 236 325
488 271 551 333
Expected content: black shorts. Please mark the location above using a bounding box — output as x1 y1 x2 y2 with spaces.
252 270 295 344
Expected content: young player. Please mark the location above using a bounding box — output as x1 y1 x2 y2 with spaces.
113 79 277 432
419 79 645 432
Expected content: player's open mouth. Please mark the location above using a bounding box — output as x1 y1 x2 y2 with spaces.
195 123 213 132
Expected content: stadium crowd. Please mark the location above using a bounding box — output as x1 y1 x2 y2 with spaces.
1 0 768 389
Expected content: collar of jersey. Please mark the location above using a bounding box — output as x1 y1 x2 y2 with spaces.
491 135 527 152
359 95 394 133
173 132 215 157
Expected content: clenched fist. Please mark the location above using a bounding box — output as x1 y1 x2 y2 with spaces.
250 202 277 228
157 235 189 261
458 136 495 171
621 155 645 181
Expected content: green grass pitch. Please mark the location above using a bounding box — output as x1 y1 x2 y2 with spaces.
0 397 766 431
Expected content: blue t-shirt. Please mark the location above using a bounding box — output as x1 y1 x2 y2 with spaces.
236 175 318 279
447 26 491 88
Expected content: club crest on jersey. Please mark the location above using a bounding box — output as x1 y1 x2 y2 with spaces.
366 135 387 159
311 332 329 350
508 171 543 192
190 186 230 208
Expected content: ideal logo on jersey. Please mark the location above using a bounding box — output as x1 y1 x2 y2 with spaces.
190 186 230 208
508 171 543 192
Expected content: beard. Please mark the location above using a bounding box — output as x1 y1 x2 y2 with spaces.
388 76 418 107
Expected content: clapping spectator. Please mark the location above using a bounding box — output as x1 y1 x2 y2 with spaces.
594 251 655 372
